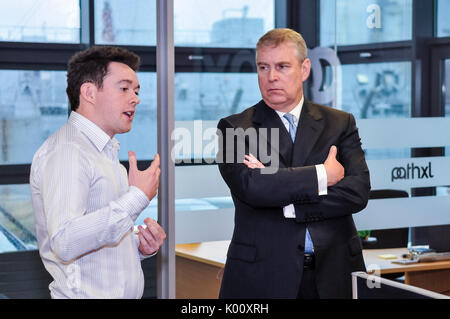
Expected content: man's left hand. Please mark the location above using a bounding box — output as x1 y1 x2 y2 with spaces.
137 218 166 256
244 153 265 169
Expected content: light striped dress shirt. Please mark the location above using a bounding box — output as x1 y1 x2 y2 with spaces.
30 111 151 299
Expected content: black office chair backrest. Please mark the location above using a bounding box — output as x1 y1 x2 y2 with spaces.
365 189 409 249
0 250 52 299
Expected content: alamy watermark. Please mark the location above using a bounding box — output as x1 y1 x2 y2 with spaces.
366 264 382 289
171 120 280 174
367 4 381 29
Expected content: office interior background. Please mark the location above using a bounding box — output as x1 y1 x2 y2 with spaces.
0 0 450 298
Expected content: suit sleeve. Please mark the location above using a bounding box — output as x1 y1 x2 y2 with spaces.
293 113 371 223
216 118 320 208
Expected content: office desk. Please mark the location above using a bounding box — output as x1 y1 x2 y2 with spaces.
364 248 450 295
175 241 229 299
175 241 450 298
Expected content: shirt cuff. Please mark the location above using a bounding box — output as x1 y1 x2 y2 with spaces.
115 186 150 222
283 204 296 218
133 231 158 260
315 164 328 196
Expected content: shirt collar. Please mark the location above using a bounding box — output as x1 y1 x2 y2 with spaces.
68 111 120 152
274 96 304 122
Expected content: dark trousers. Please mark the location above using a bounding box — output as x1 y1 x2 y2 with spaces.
297 255 320 299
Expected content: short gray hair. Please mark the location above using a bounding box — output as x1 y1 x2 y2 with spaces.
256 28 308 64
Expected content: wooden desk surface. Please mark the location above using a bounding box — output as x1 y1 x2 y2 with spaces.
364 248 450 274
176 241 450 275
175 240 230 268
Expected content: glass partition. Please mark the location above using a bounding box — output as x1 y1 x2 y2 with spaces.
319 1 450 250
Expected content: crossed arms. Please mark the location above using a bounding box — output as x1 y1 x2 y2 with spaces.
216 114 371 223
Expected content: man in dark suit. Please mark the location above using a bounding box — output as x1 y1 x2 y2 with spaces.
216 28 371 299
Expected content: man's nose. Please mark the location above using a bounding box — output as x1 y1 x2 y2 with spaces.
268 69 278 81
131 93 140 105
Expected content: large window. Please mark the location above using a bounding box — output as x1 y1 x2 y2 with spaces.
94 0 156 46
94 0 274 48
174 0 274 48
437 0 450 37
320 0 412 47
0 70 68 165
0 0 80 43
340 62 411 119
0 184 35 251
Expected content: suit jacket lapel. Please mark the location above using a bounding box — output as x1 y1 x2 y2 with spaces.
291 100 324 167
252 100 293 167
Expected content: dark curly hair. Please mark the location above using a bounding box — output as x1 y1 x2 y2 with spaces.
66 46 141 111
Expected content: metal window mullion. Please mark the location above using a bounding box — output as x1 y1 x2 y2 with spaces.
156 0 175 300
79 0 94 47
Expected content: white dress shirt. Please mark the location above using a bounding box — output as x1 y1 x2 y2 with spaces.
30 111 151 299
274 97 328 218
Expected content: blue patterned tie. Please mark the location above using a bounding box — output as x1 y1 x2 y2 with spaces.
283 113 314 254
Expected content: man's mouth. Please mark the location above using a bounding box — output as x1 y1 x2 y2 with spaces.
123 111 134 119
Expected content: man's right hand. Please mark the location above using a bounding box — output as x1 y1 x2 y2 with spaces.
323 145 344 186
128 151 160 200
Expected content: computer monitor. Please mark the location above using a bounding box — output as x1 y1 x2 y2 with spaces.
412 225 450 253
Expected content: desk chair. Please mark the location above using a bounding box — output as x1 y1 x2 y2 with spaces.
0 250 52 299
412 224 450 253
363 189 409 250
363 189 409 281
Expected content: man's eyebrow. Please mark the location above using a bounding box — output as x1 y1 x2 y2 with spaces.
118 79 140 89
257 61 291 65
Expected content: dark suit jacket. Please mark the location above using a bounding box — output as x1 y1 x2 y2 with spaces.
216 99 371 299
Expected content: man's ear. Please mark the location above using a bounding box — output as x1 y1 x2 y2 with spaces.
80 82 97 105
301 58 311 82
